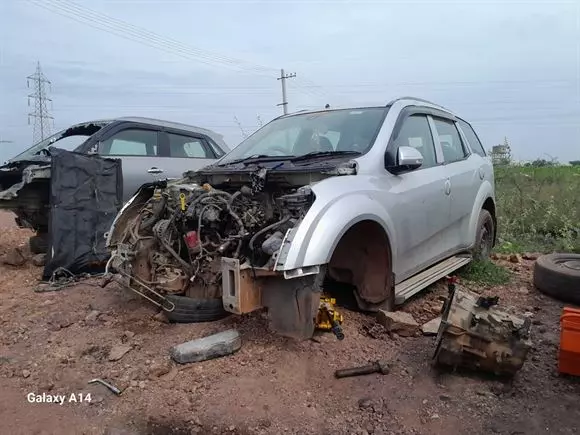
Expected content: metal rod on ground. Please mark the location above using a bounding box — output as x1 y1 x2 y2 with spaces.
334 360 390 378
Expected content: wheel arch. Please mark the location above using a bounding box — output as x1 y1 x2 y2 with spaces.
327 219 395 310
466 181 496 248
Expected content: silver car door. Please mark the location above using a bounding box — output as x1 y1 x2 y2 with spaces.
97 128 162 201
384 114 454 281
429 116 481 252
162 131 221 180
456 119 494 248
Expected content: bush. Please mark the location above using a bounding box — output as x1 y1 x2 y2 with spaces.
494 165 580 253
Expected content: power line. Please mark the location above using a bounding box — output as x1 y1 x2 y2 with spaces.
29 0 276 77
27 0 328 104
27 62 54 143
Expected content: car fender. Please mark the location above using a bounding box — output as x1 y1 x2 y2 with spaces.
277 183 397 272
466 180 495 247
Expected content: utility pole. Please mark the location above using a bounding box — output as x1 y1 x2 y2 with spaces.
27 62 53 143
277 68 296 115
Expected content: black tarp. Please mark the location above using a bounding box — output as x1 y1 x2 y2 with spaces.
43 148 123 280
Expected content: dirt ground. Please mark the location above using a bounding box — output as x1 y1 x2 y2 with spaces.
0 211 579 435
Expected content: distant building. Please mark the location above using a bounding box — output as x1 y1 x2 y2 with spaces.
490 138 512 165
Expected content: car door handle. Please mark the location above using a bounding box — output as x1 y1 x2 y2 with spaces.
147 167 164 174
444 179 451 195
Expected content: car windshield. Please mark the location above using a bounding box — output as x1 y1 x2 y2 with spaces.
220 107 388 164
9 121 110 162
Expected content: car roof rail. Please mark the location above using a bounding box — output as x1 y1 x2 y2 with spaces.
281 109 312 117
388 96 450 111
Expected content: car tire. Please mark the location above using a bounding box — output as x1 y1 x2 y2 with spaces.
164 295 230 323
533 253 580 304
29 234 49 255
473 209 494 260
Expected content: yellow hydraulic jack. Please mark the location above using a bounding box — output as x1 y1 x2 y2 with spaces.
316 295 345 340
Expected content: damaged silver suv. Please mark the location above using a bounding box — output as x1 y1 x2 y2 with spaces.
105 97 496 339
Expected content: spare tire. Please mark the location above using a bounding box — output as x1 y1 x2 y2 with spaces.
164 295 230 323
533 253 580 304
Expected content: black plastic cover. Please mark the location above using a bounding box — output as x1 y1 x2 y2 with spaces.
43 148 123 279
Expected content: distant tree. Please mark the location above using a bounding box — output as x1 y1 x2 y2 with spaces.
570 160 580 166
531 159 553 167
529 155 559 167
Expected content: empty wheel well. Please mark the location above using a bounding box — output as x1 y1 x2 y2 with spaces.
482 197 497 245
327 220 393 310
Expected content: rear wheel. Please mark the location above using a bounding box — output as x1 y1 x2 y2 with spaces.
473 209 494 260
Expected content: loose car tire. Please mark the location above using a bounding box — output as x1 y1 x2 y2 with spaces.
473 209 494 260
533 253 580 304
29 234 49 255
164 295 230 323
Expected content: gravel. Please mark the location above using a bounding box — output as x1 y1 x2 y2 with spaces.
0 211 579 435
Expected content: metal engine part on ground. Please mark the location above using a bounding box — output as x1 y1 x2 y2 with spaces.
433 286 532 376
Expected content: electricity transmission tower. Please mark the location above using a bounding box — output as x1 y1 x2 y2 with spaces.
27 62 53 143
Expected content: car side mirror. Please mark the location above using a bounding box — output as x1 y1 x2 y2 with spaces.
394 146 423 172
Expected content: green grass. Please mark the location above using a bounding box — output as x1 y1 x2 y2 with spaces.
494 165 580 254
459 260 511 286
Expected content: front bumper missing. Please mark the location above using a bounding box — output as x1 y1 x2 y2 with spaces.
221 257 323 339
221 257 265 315
0 165 50 201
221 257 286 315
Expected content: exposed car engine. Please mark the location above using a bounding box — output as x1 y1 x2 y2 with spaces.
109 178 315 304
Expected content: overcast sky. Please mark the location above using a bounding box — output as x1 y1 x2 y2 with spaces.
0 0 579 164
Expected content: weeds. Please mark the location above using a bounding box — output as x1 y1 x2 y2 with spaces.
494 165 580 254
459 260 511 285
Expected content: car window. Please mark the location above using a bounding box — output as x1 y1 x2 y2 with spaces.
9 122 109 162
219 108 387 163
322 130 340 149
457 119 486 157
248 127 301 155
393 115 437 168
167 133 212 158
48 135 91 152
432 118 467 163
99 129 159 156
